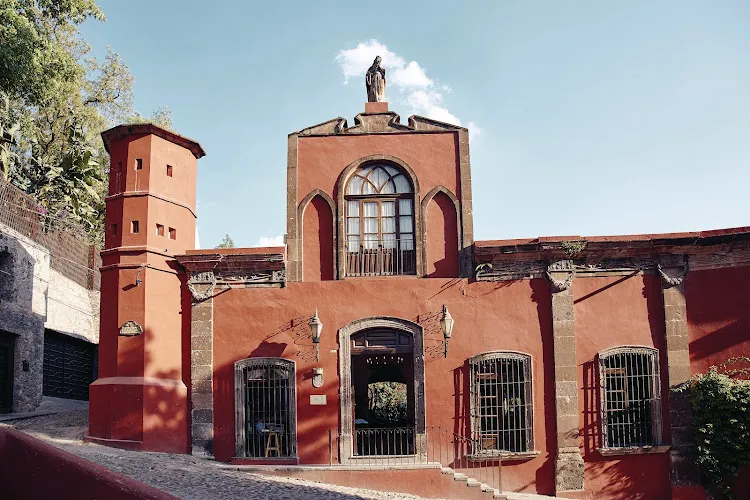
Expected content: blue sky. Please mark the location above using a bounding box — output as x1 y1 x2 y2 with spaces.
82 1 750 248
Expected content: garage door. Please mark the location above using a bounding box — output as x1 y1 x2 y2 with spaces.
43 330 97 400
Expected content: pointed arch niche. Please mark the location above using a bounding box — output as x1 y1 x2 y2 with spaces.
337 317 426 464
298 190 335 281
421 186 460 278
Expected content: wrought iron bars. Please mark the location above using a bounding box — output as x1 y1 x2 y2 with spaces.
599 347 662 448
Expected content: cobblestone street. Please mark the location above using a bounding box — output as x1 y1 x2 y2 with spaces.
2 410 436 500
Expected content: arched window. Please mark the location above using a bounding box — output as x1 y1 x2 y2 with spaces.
345 163 415 276
469 352 533 455
598 347 662 449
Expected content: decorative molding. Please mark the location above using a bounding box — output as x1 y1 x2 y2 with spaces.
546 260 574 292
475 257 661 282
546 269 573 292
657 261 688 287
118 320 143 337
187 271 216 301
188 269 286 300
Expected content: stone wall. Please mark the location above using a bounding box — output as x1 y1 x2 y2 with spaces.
0 225 49 412
1 222 100 412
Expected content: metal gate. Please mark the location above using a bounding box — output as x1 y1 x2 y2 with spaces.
235 357 297 458
43 330 97 400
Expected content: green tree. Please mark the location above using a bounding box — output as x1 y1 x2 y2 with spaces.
1 0 172 246
216 234 235 249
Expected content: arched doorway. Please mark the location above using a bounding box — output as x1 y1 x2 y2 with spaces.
338 317 425 464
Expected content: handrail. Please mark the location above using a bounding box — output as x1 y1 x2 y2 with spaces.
345 238 416 277
326 426 503 493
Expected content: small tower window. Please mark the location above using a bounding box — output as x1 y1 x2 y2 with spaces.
135 158 143 170
131 221 140 233
110 223 117 235
166 165 173 177
168 227 176 240
156 224 164 236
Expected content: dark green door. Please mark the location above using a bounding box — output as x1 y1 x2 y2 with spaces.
0 332 14 413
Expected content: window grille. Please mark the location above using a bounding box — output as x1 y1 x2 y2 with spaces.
599 347 662 448
469 352 533 454
234 357 297 458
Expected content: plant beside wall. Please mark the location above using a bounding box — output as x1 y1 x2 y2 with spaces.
689 357 750 499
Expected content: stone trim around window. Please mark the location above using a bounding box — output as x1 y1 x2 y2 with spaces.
335 156 423 279
597 445 671 457
337 316 426 465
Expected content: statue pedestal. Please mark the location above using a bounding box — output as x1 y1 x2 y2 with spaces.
365 102 389 113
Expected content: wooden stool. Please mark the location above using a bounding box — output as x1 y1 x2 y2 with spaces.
265 431 281 457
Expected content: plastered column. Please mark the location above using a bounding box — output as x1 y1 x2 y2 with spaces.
548 261 585 494
659 256 702 496
191 291 214 457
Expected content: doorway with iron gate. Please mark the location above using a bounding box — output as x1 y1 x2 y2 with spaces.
338 317 426 464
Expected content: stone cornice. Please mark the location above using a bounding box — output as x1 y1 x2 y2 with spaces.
294 112 466 137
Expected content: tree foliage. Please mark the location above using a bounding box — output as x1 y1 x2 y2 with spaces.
0 0 172 246
689 358 750 499
216 234 235 249
368 382 408 426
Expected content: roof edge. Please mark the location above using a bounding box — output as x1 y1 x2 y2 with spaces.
101 123 206 159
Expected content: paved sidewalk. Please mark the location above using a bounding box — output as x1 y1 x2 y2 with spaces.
1 410 437 499
0 396 88 422
1 407 560 500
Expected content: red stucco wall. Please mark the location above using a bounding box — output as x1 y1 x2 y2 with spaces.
297 133 460 204
210 277 556 495
425 192 459 278
302 195 334 281
573 274 671 500
685 266 750 375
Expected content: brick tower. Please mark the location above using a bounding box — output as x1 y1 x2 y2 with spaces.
87 124 205 452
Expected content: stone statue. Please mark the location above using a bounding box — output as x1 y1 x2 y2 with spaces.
365 56 386 102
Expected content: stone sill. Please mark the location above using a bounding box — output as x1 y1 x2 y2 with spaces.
467 450 541 462
597 445 671 457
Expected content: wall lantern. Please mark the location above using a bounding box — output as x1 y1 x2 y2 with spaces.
309 308 323 361
440 304 454 358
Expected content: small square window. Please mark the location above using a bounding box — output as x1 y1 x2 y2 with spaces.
166 165 173 177
168 227 176 240
156 224 164 236
135 158 143 170
116 161 122 171
131 221 140 233
110 223 117 235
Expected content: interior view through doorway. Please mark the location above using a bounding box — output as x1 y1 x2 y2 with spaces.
351 329 415 456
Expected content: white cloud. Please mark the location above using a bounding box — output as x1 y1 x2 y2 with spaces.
195 226 201 249
335 40 481 140
255 235 284 247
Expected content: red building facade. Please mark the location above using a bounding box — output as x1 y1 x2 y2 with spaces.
88 104 750 499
